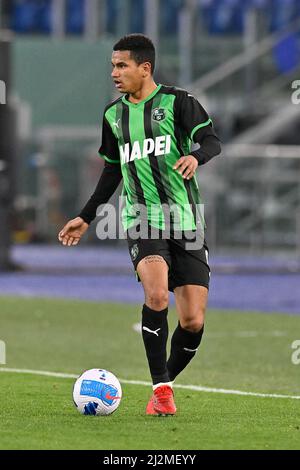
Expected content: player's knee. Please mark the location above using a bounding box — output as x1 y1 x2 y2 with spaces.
145 288 169 311
181 310 205 333
182 319 204 333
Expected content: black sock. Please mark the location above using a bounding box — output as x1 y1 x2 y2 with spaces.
142 304 169 385
167 322 204 381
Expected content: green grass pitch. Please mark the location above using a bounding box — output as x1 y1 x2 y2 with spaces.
0 296 299 450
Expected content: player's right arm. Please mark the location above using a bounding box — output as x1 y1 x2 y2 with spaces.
58 113 122 247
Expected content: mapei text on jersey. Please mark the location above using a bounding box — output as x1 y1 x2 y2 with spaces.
120 135 171 164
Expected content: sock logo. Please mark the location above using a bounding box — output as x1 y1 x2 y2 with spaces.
143 326 161 337
183 347 198 353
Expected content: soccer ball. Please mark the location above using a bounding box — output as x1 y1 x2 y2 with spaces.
73 368 122 416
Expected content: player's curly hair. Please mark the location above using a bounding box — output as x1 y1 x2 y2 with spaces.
113 34 155 74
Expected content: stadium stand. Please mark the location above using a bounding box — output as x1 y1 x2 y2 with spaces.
66 0 85 34
10 0 52 33
5 0 300 36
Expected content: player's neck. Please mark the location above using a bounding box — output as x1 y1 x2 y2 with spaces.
128 81 158 104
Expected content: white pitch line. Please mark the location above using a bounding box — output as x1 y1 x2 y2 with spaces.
0 367 78 379
0 367 299 400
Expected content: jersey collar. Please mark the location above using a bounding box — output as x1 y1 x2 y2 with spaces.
122 84 162 107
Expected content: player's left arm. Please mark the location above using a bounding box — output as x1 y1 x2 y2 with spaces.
174 91 221 180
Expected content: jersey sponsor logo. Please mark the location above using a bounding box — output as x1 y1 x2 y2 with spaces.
120 135 171 164
152 107 166 122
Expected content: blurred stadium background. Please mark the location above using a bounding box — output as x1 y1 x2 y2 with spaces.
1 0 300 313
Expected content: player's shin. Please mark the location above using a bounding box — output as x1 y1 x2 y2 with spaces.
167 322 204 381
142 304 169 384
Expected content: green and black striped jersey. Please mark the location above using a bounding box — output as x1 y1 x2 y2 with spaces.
99 84 213 232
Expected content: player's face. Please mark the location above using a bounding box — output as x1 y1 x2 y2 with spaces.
111 51 146 94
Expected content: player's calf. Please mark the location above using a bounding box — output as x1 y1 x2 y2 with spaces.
167 322 204 382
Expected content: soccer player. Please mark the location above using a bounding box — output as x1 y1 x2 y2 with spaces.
58 34 221 416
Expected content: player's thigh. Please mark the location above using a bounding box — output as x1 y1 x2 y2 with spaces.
127 237 170 296
174 285 208 332
137 255 169 308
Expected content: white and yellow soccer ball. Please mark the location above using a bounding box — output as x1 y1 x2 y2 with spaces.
73 369 122 416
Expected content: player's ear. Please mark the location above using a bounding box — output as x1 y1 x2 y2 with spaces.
142 62 152 76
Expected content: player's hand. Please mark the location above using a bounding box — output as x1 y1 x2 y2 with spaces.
58 217 89 247
173 155 198 180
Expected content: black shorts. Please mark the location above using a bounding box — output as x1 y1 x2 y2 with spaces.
127 234 210 292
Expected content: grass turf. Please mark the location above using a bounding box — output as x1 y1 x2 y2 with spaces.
0 296 300 449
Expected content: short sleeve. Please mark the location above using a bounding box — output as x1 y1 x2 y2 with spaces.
176 91 213 142
98 116 120 164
